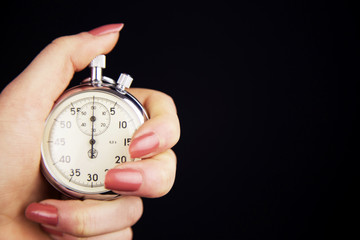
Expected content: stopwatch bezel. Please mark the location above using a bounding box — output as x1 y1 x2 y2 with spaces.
41 82 148 200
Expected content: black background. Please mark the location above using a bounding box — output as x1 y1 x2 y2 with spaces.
1 1 358 239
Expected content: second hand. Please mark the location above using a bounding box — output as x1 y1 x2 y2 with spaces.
90 96 96 159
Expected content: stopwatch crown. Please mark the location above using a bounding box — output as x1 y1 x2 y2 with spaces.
90 55 106 69
117 73 133 92
90 55 106 85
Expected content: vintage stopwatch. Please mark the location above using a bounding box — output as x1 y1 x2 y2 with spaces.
41 55 148 200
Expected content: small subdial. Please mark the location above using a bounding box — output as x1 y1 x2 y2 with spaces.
76 101 110 136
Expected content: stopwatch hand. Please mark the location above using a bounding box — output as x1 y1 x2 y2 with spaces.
90 96 96 158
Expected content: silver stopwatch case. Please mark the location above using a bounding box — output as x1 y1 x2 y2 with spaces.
41 55 148 200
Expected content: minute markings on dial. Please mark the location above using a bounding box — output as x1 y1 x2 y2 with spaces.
42 90 143 195
76 97 111 136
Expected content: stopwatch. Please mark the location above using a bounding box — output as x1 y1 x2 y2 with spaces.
41 55 148 200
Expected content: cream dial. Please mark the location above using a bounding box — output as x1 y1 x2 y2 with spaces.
42 90 143 195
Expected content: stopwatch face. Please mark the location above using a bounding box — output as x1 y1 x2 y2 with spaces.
41 89 146 198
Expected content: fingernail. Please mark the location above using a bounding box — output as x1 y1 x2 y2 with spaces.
89 23 124 36
25 203 58 226
129 132 160 158
105 169 142 192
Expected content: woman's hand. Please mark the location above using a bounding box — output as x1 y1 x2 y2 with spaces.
0 24 180 239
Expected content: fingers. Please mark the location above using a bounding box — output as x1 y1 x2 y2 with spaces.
103 89 180 198
128 88 181 158
0 23 123 122
106 149 177 198
25 196 142 239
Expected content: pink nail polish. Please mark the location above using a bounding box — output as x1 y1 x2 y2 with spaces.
88 23 124 36
25 203 58 226
105 169 142 192
129 132 160 158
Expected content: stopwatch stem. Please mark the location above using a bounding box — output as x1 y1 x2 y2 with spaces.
91 67 103 86
90 55 106 86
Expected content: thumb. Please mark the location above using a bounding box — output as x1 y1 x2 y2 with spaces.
0 23 123 122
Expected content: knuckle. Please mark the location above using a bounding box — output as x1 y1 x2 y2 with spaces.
161 151 177 195
51 35 68 46
161 92 177 113
151 90 177 112
50 32 88 48
125 197 143 225
158 93 180 141
49 36 73 52
168 115 181 144
43 37 76 80
71 209 92 237
148 152 176 198
159 166 175 195
156 171 172 197
161 91 175 104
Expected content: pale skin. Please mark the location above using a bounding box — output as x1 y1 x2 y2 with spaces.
0 26 180 239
